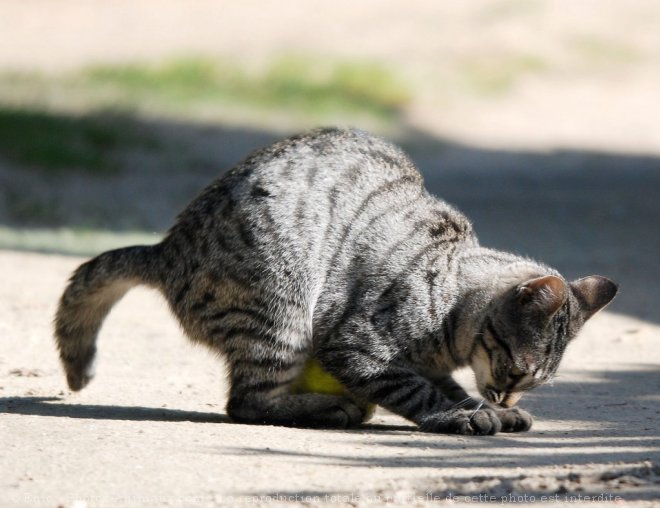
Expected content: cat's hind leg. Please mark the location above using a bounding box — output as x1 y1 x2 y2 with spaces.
227 389 366 428
175 270 364 428
214 311 365 428
225 344 366 428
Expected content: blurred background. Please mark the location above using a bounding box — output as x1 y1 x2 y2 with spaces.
0 0 658 321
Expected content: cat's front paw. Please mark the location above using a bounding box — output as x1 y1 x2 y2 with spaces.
495 407 533 432
420 407 502 436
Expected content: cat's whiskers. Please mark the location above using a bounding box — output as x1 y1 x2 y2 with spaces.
449 396 474 410
469 399 486 420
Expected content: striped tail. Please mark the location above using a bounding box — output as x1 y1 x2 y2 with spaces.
54 244 162 390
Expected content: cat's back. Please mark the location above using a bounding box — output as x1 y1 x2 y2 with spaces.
238 128 431 255
173 128 425 247
235 127 422 204
169 127 473 278
161 128 474 338
247 127 418 177
188 128 418 203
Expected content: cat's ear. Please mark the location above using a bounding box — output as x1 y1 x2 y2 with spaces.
517 275 566 317
570 276 618 320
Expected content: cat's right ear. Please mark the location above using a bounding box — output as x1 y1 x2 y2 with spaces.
570 276 618 321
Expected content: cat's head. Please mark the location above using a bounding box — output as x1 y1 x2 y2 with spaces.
471 274 617 407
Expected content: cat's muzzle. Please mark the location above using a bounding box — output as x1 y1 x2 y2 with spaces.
485 386 523 407
500 392 523 408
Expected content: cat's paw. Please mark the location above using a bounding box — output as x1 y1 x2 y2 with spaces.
290 395 366 429
330 397 367 428
495 407 533 432
420 407 502 435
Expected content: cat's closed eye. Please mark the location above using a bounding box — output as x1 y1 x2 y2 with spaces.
508 366 525 380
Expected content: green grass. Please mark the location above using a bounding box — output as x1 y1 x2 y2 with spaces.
0 55 410 241
0 226 161 257
478 0 542 21
0 56 410 174
459 53 546 95
568 36 640 65
84 56 410 120
0 108 142 173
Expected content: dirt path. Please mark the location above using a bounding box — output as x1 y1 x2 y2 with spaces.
2 134 658 506
1 250 658 507
1 1 659 506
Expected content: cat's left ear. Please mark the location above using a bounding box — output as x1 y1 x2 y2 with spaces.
517 275 566 317
570 276 618 320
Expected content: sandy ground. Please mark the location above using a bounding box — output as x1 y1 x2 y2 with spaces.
1 1 660 506
1 251 659 508
2 135 659 507
1 139 660 505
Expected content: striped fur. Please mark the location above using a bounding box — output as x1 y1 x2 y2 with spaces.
54 128 617 435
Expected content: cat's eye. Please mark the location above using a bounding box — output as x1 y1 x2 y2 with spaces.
510 366 524 376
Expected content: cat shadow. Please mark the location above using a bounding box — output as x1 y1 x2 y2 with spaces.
211 366 659 480
3 366 658 434
0 395 414 432
0 396 231 423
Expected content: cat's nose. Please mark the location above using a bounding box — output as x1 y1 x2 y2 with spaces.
485 386 504 404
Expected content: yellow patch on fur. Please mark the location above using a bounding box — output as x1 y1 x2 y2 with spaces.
292 358 376 420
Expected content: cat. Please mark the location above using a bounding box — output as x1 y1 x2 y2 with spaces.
54 127 617 435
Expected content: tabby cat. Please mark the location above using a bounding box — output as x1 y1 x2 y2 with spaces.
55 128 617 435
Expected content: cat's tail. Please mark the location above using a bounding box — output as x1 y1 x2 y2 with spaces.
54 244 163 391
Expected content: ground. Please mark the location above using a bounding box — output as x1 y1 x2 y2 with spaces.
1 252 658 507
1 1 659 507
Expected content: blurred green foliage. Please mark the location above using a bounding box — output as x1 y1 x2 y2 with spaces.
459 53 546 95
0 56 409 174
0 108 141 173
84 56 410 120
0 226 160 256
568 36 640 66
